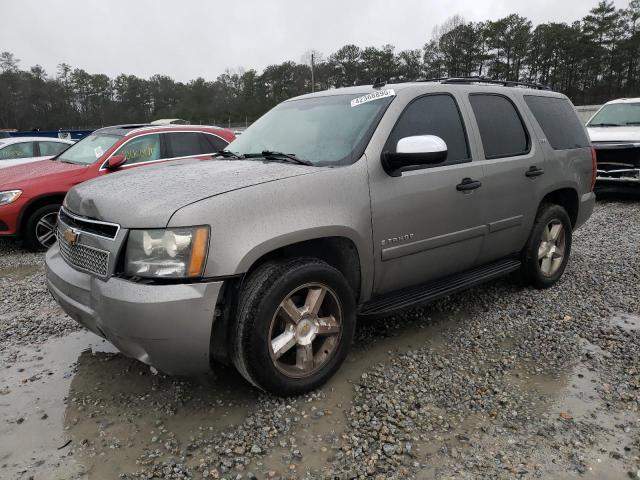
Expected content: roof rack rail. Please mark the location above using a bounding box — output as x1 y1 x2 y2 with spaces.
419 76 551 91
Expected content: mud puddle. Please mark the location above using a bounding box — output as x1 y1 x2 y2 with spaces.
0 263 42 281
0 331 116 479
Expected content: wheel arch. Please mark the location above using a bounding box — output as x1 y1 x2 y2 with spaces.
539 187 579 228
210 234 364 367
241 235 363 301
17 193 66 236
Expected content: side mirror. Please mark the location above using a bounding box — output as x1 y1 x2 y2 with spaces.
382 135 448 177
106 154 126 170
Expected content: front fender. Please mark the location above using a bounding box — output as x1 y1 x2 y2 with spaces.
168 160 375 301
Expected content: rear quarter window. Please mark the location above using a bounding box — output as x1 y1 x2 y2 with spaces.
524 96 590 150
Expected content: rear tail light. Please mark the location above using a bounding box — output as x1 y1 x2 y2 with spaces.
590 146 597 191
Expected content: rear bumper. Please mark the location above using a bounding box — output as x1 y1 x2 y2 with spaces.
45 244 223 375
575 191 596 230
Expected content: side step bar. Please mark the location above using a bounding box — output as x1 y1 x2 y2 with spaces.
360 258 521 317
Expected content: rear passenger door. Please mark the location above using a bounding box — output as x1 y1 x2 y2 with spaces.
467 93 544 264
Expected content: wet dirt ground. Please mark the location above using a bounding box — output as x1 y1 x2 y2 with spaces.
2 312 639 479
1 199 639 479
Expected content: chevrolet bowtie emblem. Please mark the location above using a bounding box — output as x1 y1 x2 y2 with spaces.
63 228 80 245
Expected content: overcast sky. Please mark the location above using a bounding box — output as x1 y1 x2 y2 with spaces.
0 0 630 82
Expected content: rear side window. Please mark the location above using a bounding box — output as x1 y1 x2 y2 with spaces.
39 141 69 156
469 94 529 159
385 94 470 164
202 133 228 152
524 96 590 150
166 132 217 158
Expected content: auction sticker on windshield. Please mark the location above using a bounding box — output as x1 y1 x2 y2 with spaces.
351 89 396 107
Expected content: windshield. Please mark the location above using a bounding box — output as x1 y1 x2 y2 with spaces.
588 103 640 127
226 93 394 166
57 133 121 165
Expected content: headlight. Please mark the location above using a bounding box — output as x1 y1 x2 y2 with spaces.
0 190 22 206
124 226 209 279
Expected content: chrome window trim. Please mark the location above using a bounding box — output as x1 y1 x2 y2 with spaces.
59 206 121 240
98 131 229 171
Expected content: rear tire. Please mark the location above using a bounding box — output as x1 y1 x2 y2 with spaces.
231 258 356 396
521 203 572 289
23 204 60 252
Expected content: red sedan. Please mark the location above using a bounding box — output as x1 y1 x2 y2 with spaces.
0 124 235 250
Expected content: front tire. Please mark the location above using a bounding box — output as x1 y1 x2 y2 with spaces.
231 258 356 396
23 204 60 252
521 203 572 289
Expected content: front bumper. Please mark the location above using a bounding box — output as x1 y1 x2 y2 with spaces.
594 142 640 186
0 199 24 235
596 168 640 185
45 244 223 375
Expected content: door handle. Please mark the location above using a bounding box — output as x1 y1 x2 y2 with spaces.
525 166 545 178
456 178 482 191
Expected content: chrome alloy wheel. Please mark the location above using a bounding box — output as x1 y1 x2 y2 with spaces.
36 212 58 248
537 220 566 276
268 283 342 378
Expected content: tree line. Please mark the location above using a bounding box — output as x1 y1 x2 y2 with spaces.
1 0 639 130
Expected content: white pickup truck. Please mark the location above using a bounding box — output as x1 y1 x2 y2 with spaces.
587 98 640 188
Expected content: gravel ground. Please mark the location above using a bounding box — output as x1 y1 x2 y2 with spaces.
1 198 639 479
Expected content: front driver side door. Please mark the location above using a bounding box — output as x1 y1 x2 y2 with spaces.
368 93 486 295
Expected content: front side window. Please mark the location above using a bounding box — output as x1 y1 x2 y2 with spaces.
385 94 470 165
58 134 121 165
226 93 394 166
0 142 35 160
39 141 70 156
524 96 590 150
588 102 640 127
116 134 161 165
469 94 529 159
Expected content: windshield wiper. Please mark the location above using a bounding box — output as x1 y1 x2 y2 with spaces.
625 121 640 126
244 151 313 166
213 150 244 159
589 123 622 127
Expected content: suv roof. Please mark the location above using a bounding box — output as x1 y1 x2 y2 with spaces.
603 97 640 105
92 124 231 138
292 79 565 102
94 124 151 136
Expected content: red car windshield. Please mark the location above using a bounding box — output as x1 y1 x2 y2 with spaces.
57 133 121 165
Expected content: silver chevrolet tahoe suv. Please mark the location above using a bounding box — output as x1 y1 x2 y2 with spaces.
46 79 596 396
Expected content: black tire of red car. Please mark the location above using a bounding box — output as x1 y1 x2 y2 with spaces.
521 203 573 289
231 257 356 396
23 204 60 252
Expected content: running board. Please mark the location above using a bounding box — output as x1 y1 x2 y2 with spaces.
360 258 521 317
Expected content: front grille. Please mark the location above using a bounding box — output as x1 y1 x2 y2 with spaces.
594 145 640 170
57 228 110 277
59 208 119 239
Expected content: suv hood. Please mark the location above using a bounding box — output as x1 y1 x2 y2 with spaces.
65 159 322 227
587 126 640 143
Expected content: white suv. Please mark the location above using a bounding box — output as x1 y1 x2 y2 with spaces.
587 98 640 188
